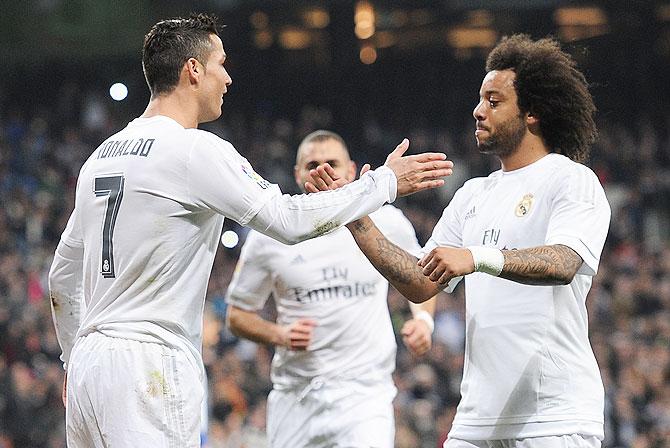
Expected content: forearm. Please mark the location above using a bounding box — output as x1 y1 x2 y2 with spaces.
409 296 437 316
248 167 396 245
227 307 285 347
499 244 582 285
347 217 440 302
48 241 84 369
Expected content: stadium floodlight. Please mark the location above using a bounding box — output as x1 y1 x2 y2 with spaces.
109 83 128 101
221 230 240 249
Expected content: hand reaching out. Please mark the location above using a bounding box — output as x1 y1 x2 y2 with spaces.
305 139 453 196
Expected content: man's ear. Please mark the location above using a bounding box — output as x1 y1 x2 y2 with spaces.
294 165 301 186
526 111 539 126
348 160 357 181
185 58 201 85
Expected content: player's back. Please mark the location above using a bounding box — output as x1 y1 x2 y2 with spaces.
74 115 223 353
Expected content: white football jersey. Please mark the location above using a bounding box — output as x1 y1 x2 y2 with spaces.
52 115 397 367
424 154 611 440
226 205 422 389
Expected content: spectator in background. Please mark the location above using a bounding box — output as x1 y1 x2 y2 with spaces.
226 130 437 448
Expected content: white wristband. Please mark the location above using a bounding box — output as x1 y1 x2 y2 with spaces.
468 246 504 276
414 310 435 334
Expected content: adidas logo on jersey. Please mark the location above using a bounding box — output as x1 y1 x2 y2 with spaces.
464 206 476 220
290 255 306 264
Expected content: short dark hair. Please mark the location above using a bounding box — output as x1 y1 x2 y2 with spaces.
142 13 220 96
486 34 597 162
296 130 349 163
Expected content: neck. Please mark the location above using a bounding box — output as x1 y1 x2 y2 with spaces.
141 89 199 129
499 133 549 171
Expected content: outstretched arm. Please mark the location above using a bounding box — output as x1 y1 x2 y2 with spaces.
249 140 453 245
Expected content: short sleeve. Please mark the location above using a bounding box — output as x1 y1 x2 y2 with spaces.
419 186 468 259
545 166 611 276
371 206 422 255
187 133 280 226
225 231 273 311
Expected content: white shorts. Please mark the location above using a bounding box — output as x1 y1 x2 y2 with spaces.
445 434 601 448
267 377 396 448
66 332 204 448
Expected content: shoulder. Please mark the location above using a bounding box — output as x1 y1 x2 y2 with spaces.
451 175 493 203
370 204 415 233
544 154 603 189
186 129 239 156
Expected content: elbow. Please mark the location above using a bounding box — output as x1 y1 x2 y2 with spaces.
557 271 577 285
404 287 436 304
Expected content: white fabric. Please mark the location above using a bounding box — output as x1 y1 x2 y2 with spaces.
445 434 601 448
227 205 421 389
266 378 396 448
422 154 611 440
66 332 203 448
48 115 397 370
48 229 85 369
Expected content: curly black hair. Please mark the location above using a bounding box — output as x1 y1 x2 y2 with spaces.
486 34 597 162
142 13 220 96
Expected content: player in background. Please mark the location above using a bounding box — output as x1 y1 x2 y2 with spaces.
47 13 453 448
226 130 437 448
307 35 611 448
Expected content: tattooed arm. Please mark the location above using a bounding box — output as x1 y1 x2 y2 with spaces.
500 244 583 285
347 217 442 302
419 243 583 286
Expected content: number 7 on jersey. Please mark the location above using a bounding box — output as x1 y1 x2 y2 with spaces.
94 175 125 278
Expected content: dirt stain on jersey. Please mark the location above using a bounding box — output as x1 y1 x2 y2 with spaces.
146 370 169 397
309 220 339 238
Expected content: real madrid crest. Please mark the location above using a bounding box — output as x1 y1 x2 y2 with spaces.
515 193 534 217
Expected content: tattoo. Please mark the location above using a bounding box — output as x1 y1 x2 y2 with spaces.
500 244 583 285
374 237 424 285
348 219 374 233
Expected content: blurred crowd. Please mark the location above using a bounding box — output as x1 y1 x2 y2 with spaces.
0 96 668 448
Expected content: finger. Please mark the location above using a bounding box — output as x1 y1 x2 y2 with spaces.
428 265 447 282
322 163 340 182
386 138 409 162
359 163 371 177
297 318 318 326
292 325 315 335
417 166 454 178
309 169 330 191
437 272 453 285
290 334 312 345
421 257 439 276
418 252 434 267
409 179 446 193
316 164 336 185
316 165 336 187
304 181 320 193
401 322 415 336
409 153 449 163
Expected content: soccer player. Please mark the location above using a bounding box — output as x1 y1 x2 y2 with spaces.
308 35 611 447
47 14 453 448
226 130 438 448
